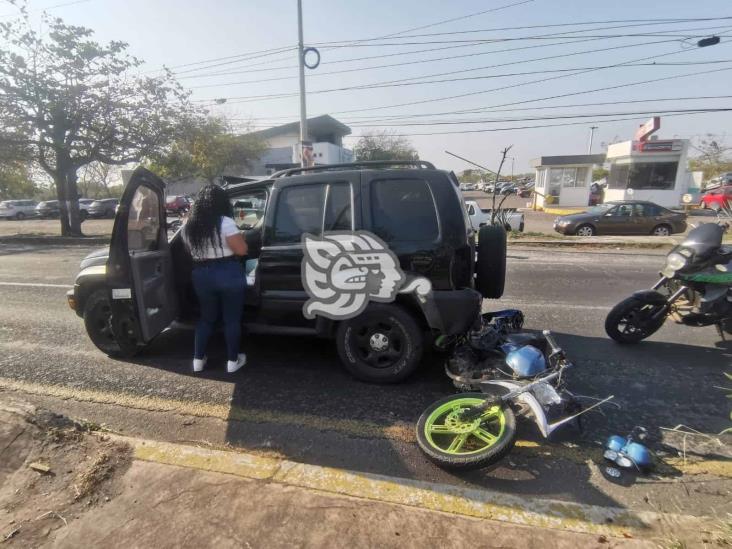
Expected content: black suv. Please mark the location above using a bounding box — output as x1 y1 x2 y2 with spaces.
68 162 506 383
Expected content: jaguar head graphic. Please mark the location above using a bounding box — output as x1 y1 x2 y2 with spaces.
301 232 405 320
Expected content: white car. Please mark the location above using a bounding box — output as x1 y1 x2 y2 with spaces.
0 199 38 220
464 200 524 232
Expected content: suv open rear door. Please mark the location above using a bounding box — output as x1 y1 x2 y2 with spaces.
107 168 178 353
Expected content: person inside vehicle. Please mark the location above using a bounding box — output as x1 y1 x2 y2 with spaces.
182 185 248 373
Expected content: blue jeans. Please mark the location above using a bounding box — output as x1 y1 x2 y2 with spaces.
192 259 245 362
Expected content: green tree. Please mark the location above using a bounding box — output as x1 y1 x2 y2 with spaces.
353 132 419 162
688 134 732 183
0 9 195 235
592 168 609 181
148 116 265 183
0 163 36 200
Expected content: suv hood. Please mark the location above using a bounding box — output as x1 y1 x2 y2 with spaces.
80 246 109 270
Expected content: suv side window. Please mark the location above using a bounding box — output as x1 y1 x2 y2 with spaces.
324 182 352 232
271 184 326 245
128 186 160 251
370 179 438 242
232 189 268 230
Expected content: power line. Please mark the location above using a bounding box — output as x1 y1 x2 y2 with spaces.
152 0 535 78
313 32 729 49
0 0 91 18
316 17 732 43
229 95 732 124
345 109 732 138
199 36 732 105
374 0 536 38
193 59 732 98
175 19 723 80
188 58 731 91
322 44 732 115
343 108 732 127
339 94 732 123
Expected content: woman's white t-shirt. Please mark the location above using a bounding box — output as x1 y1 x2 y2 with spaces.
183 216 240 260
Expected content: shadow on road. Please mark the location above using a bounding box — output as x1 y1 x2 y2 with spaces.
114 324 731 510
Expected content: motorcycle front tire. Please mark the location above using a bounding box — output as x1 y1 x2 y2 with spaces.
605 296 667 344
416 393 517 470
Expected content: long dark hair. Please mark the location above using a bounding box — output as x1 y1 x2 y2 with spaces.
185 185 234 257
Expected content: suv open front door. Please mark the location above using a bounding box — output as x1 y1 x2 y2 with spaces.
107 168 178 354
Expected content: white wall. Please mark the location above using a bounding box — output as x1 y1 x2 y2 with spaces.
266 132 300 149
313 142 353 164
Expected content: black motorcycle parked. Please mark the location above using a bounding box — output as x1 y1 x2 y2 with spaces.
605 222 732 343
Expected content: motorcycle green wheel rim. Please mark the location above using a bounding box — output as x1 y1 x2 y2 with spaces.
423 397 506 455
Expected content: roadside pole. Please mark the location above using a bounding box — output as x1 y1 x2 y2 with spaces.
588 126 598 154
297 0 308 168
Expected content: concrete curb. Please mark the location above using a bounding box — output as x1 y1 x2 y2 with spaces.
508 238 673 249
118 434 708 541
1 376 728 478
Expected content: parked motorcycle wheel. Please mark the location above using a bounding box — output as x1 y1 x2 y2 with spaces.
416 393 516 470
605 296 667 344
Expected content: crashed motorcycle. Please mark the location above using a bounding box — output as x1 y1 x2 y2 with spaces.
417 312 611 470
605 221 732 343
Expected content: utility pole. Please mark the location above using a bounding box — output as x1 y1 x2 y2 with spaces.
297 0 308 167
510 156 515 181
588 126 598 154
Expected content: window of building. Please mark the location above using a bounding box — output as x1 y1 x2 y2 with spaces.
370 178 438 242
548 167 588 189
608 162 678 190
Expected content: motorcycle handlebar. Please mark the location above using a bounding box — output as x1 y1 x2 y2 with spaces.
542 330 561 353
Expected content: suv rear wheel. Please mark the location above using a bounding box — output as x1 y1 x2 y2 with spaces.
475 225 506 299
336 303 423 383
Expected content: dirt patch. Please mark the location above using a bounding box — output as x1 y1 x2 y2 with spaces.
0 401 131 547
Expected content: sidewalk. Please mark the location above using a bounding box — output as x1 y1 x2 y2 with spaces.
2 399 724 549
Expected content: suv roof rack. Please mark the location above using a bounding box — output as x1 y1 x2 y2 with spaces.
271 160 436 178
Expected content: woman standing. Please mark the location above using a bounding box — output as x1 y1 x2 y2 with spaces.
182 185 248 373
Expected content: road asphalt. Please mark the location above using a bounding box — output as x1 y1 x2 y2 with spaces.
0 241 729 527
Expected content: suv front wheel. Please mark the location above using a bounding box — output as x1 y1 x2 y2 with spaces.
336 303 424 384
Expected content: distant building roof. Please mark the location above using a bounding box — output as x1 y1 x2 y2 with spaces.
250 115 351 140
531 154 606 167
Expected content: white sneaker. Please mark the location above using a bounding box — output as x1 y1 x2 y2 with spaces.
193 356 207 373
226 353 247 373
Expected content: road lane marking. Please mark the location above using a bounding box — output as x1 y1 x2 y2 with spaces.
1 376 729 479
124 435 707 540
0 281 71 289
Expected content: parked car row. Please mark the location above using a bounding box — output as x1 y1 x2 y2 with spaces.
0 197 119 220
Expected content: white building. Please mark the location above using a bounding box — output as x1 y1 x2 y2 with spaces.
604 137 690 208
531 154 606 208
247 115 353 175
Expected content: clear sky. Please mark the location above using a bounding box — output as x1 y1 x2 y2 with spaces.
4 0 732 173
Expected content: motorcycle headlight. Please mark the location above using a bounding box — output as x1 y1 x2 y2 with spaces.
665 252 688 272
603 450 619 461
